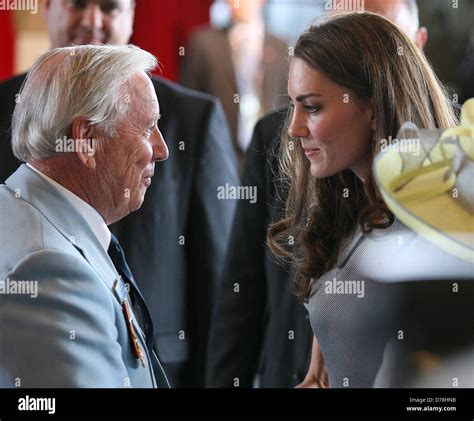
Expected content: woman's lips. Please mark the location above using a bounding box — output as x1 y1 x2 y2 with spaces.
304 148 321 157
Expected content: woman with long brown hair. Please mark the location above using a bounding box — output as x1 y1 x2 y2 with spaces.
267 11 470 387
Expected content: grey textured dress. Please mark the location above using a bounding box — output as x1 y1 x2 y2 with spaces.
305 219 474 388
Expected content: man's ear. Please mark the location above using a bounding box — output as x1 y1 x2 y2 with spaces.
71 116 97 169
416 27 428 50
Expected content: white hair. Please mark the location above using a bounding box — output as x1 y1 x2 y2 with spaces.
12 44 157 162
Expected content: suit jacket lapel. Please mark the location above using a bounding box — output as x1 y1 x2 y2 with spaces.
5 165 118 294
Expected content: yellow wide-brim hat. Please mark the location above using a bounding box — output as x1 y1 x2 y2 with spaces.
373 99 474 263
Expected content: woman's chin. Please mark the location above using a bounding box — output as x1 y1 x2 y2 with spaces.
310 163 326 178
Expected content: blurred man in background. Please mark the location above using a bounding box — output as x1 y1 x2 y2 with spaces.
181 0 289 174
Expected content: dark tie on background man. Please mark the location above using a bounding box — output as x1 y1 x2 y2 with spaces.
107 233 170 387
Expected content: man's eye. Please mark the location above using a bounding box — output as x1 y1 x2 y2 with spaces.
101 2 122 14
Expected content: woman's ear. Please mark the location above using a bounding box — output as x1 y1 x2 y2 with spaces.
365 98 376 131
368 98 377 132
370 116 376 132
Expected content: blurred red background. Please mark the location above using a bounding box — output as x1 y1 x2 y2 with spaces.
131 0 212 81
0 11 15 82
0 0 212 82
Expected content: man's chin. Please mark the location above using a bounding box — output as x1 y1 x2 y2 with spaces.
130 195 146 213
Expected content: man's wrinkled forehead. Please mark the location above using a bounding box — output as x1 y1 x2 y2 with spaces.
126 73 159 115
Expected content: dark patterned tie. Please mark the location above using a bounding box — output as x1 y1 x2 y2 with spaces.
107 234 170 388
107 233 154 350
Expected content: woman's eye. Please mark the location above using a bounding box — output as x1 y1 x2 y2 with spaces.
304 105 321 113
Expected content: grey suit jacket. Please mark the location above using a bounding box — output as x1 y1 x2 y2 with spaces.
0 165 156 388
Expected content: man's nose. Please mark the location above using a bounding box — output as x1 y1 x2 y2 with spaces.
81 3 104 30
151 127 169 162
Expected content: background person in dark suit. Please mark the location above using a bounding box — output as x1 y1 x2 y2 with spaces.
0 0 238 388
458 41 474 103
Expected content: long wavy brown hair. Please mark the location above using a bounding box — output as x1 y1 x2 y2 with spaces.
267 12 458 302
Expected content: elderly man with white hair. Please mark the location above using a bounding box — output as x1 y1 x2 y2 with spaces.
0 44 169 388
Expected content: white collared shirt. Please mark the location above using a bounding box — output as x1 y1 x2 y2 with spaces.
27 163 111 252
